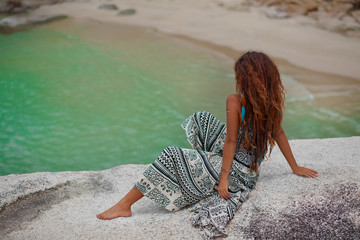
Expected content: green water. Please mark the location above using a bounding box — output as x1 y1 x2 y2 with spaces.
0 19 359 176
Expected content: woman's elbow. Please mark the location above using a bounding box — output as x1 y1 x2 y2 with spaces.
273 127 285 141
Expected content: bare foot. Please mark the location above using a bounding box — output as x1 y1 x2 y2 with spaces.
96 203 132 220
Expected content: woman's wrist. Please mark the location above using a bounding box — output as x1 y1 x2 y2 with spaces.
220 167 229 180
291 164 299 173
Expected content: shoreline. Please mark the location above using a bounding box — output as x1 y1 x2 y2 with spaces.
39 16 360 113
25 0 360 80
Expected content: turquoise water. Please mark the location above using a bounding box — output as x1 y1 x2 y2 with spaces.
0 19 359 176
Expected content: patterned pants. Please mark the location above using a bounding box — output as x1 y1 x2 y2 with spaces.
134 111 258 239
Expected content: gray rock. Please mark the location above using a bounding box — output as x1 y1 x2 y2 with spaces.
0 1 7 10
0 136 359 239
0 13 67 33
318 15 360 33
0 14 66 27
214 0 250 11
251 0 318 17
98 3 118 10
266 6 291 18
328 3 353 19
247 0 360 37
0 0 60 14
352 10 360 23
117 8 136 16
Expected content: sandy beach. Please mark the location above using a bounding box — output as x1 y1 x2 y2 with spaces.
28 0 360 80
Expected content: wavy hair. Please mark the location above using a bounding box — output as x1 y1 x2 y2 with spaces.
234 51 285 172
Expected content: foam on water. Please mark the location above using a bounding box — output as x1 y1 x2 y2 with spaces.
281 75 314 102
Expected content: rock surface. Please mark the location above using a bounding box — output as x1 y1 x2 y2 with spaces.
98 3 118 10
0 0 66 14
0 13 67 33
117 8 136 16
1 136 359 239
217 0 360 36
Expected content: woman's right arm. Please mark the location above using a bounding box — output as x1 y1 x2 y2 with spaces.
273 126 318 178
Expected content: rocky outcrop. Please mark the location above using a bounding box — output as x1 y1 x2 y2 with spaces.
0 0 66 14
0 0 72 33
0 13 67 33
265 0 318 18
98 3 118 11
247 0 360 18
247 0 319 18
1 136 359 239
258 0 360 36
216 0 360 37
117 8 136 16
0 0 136 33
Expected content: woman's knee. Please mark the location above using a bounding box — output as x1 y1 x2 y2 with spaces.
159 146 181 157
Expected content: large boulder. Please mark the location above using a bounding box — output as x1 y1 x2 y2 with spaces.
98 3 118 10
117 8 136 16
0 13 67 33
0 0 61 14
247 0 360 37
1 137 359 239
352 10 360 23
250 0 318 18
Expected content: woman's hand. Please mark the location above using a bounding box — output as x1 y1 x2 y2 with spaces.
218 177 231 200
293 166 318 178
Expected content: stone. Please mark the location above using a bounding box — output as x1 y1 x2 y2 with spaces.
0 14 68 33
247 0 360 37
253 0 318 18
289 0 318 14
98 3 118 10
265 0 282 7
317 14 360 33
328 3 353 19
334 0 358 4
266 5 291 18
1 137 359 239
0 0 59 14
117 8 136 16
351 10 360 23
307 10 330 21
214 0 250 11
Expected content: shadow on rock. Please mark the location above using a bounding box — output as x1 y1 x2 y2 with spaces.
246 183 360 239
0 173 114 237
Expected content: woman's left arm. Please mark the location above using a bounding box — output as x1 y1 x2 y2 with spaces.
218 94 241 200
273 126 318 178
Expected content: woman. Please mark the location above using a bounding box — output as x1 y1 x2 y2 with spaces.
96 51 318 239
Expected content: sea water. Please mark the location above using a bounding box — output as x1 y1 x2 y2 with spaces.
0 18 359 175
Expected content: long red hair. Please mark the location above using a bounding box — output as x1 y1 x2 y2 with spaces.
234 51 285 172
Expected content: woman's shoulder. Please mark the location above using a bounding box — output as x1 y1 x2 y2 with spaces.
226 94 241 110
227 94 241 103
